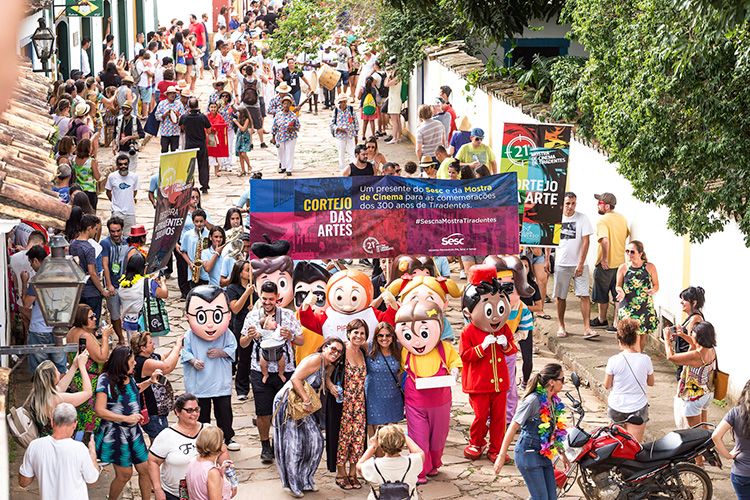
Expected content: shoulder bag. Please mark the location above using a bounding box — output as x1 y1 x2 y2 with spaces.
714 354 729 401
138 278 170 336
286 355 325 420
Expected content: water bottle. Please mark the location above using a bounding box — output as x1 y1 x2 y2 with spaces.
225 463 239 488
335 383 344 404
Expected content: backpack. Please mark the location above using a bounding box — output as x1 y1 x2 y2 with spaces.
242 78 259 106
362 91 377 116
371 457 412 500
7 406 39 448
65 119 84 143
131 59 142 83
377 71 389 98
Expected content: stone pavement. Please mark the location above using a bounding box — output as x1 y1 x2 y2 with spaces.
10 72 727 500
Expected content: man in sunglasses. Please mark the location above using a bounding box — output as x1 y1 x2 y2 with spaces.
590 192 629 333
105 155 140 237
240 281 303 463
112 100 145 173
456 127 497 174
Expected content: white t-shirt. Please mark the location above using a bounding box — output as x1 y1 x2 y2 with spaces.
105 171 140 215
134 42 145 55
220 54 235 77
136 60 152 87
336 46 351 71
156 48 172 66
556 211 595 267
605 352 653 413
360 454 423 500
19 436 99 500
10 250 34 300
149 424 209 496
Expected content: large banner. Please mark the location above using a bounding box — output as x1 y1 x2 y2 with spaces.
248 174 519 259
66 0 103 17
145 150 197 273
500 123 573 246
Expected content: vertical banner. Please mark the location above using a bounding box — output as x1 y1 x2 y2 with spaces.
500 123 572 246
248 174 519 259
145 149 197 273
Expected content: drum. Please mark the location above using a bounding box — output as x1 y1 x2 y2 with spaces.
301 70 319 94
260 338 285 362
318 64 341 90
169 109 178 123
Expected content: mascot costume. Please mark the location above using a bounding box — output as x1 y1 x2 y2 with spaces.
293 261 331 364
299 269 398 342
250 235 295 309
395 300 462 483
483 255 535 424
459 265 518 462
388 274 461 340
180 285 237 446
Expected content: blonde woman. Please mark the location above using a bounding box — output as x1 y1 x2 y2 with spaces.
25 355 93 436
186 426 237 500
357 424 425 500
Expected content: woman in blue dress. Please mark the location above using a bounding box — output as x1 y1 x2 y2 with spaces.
365 322 404 434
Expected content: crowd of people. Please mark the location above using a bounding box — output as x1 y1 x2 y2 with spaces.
8 5 746 500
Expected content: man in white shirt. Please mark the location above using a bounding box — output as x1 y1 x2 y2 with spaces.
134 32 145 55
335 42 351 96
10 229 46 337
545 191 597 339
105 154 141 236
80 37 91 77
19 403 100 500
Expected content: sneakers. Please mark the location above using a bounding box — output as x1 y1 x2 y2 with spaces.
589 318 609 328
237 394 248 401
459 269 466 279
226 440 241 451
261 440 274 463
583 330 600 340
286 171 292 176
260 142 268 148
605 325 617 333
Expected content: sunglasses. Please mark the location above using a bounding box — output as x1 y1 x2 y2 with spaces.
625 249 638 254
117 163 129 167
180 407 200 414
377 333 393 339
328 346 342 354
88 314 96 319
554 376 565 383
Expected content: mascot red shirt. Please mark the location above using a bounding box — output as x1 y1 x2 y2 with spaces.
459 265 518 463
298 269 397 342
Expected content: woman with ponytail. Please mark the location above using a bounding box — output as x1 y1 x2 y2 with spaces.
615 240 659 353
713 380 750 499
494 363 568 500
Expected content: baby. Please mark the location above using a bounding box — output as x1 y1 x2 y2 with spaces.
259 313 286 383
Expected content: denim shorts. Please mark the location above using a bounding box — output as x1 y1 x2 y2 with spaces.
337 70 350 87
141 414 168 439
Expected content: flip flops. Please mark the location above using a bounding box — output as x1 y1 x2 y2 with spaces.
583 330 600 340
557 328 568 338
538 314 552 320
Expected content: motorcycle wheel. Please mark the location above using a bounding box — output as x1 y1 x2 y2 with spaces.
656 462 713 500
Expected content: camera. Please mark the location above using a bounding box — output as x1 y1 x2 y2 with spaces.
128 141 138 156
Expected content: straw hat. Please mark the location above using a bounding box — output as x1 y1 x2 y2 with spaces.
276 82 292 93
418 155 437 168
73 101 90 117
122 75 135 84
177 80 189 89
456 116 471 132
120 100 133 109
336 94 349 103
180 89 191 97
281 95 294 104
164 86 179 94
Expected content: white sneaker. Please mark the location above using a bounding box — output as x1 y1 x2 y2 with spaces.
237 394 248 401
459 269 466 279
226 440 241 451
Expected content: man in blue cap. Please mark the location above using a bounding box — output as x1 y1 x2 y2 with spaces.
456 127 497 174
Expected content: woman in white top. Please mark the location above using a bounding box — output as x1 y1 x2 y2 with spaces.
148 394 229 500
604 318 655 441
357 424 425 500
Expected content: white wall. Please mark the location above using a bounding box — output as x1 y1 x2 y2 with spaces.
157 1 214 31
408 54 750 398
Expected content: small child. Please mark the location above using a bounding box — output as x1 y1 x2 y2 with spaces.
53 164 72 203
259 313 286 383
403 161 418 178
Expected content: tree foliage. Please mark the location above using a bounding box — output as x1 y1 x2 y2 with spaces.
384 0 565 43
563 0 750 244
268 0 338 59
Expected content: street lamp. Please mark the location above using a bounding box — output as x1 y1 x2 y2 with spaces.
31 18 55 74
29 235 87 346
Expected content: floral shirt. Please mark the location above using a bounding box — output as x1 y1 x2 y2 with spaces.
272 110 300 143
154 100 186 137
266 94 283 116
331 105 358 139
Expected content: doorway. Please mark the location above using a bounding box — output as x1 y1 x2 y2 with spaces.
56 20 70 79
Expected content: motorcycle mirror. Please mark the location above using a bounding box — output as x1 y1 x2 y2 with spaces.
571 372 581 388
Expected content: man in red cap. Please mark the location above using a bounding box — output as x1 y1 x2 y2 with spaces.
459 264 517 463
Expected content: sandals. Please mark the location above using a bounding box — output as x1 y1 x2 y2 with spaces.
557 328 568 338
335 476 352 490
348 475 362 489
538 314 552 320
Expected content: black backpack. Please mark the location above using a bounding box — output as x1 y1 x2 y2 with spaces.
377 71 389 98
371 457 411 500
242 78 259 106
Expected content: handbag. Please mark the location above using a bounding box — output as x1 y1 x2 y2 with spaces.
7 406 39 448
285 355 324 421
138 278 170 336
714 355 729 401
175 63 187 74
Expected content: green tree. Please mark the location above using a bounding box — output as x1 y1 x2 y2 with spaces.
562 0 750 244
268 0 338 59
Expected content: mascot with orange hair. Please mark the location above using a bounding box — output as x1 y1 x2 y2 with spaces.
298 269 399 341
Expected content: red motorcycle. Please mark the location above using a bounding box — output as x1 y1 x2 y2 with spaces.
556 373 721 500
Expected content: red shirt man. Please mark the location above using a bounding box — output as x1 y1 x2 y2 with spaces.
189 17 207 47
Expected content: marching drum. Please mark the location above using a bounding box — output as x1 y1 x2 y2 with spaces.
260 337 286 362
317 64 341 90
301 70 319 94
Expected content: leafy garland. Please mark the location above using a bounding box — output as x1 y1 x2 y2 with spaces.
536 383 567 458
119 274 145 288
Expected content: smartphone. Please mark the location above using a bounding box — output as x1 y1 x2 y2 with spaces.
158 375 167 385
78 337 87 354
74 430 84 441
669 326 678 334
82 431 92 446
